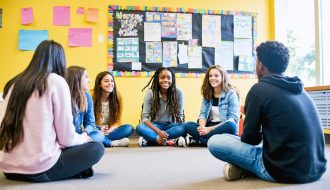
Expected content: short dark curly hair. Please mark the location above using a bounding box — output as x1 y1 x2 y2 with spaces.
256 41 290 74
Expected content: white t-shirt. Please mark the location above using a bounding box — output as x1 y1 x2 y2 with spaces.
101 101 110 125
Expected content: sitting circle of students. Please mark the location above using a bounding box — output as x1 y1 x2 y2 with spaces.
0 40 327 183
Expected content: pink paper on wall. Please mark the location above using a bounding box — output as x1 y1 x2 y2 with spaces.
21 7 34 24
68 28 92 47
53 6 70 26
76 7 85 15
86 8 98 23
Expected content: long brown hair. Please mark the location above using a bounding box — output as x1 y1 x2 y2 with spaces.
93 71 120 126
201 65 239 100
142 67 181 123
0 40 66 152
66 66 87 115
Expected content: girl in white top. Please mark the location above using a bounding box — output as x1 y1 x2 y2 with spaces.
184 65 240 146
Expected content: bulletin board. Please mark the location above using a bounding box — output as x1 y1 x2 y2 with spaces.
108 5 257 78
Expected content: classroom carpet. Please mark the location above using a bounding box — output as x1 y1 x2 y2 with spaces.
0 138 329 190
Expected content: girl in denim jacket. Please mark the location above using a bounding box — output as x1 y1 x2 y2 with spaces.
92 71 133 147
67 66 111 147
184 65 240 146
136 67 187 147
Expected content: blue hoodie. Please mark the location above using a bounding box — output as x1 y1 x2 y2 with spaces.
241 74 327 183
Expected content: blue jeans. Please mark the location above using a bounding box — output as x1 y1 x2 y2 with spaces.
75 128 111 147
185 121 237 145
88 130 111 146
105 124 134 142
136 122 186 142
208 134 276 182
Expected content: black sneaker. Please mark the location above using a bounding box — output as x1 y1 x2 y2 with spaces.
138 137 157 147
74 168 94 179
81 168 94 178
185 136 203 147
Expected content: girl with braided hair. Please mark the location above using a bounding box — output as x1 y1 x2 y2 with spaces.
136 67 187 147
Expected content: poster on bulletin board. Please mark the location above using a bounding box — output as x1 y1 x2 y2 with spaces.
108 5 257 78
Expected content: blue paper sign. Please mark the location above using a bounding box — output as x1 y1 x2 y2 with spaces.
18 30 49 50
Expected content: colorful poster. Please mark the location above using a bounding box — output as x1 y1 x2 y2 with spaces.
146 42 162 63
86 8 98 23
68 28 92 47
234 15 252 38
116 38 139 63
144 22 161 41
163 41 177 67
21 7 33 24
202 15 221 47
161 13 176 38
18 30 49 50
188 46 202 69
0 8 2 28
215 41 234 70
53 6 70 26
116 11 144 37
176 13 192 41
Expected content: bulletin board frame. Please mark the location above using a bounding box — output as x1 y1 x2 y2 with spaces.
108 5 257 78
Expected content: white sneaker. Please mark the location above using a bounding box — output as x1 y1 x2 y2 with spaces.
138 137 148 147
174 136 187 147
111 138 129 147
223 163 244 181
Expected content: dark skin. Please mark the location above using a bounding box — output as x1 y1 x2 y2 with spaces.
255 58 273 79
144 70 173 145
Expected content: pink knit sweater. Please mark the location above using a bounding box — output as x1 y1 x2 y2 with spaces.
0 73 87 174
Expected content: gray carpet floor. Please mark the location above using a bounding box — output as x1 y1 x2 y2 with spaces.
0 140 329 190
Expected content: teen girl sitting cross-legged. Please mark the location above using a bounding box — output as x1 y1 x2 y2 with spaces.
0 40 103 182
92 71 134 147
136 67 187 147
66 66 111 147
184 65 240 146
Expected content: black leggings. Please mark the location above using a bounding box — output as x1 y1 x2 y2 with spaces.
4 142 104 182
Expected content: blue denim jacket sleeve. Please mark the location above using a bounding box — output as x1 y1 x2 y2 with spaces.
226 90 240 124
83 92 98 134
199 98 210 120
198 90 240 124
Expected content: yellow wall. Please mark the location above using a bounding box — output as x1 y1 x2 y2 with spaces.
0 0 274 126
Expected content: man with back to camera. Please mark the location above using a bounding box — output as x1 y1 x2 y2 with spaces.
207 41 327 183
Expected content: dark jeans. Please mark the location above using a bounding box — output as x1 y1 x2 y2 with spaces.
184 120 237 145
4 142 104 182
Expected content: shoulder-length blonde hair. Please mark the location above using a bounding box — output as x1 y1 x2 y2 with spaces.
201 65 239 100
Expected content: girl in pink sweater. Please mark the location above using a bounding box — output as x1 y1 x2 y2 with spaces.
0 40 104 182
